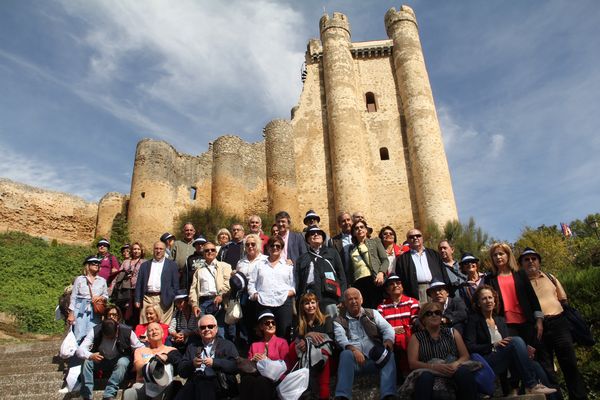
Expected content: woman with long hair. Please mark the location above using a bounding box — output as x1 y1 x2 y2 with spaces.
67 256 108 342
378 226 402 276
111 242 146 325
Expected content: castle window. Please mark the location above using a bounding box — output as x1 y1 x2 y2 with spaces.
380 147 390 160
190 187 197 201
141 192 146 199
366 92 377 112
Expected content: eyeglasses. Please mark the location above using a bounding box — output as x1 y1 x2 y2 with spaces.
245 242 257 247
382 232 394 237
354 225 366 231
388 281 402 286
408 234 422 240
262 320 276 327
424 310 443 317
204 248 217 253
107 312 119 317
522 256 538 262
270 244 282 249
200 324 216 330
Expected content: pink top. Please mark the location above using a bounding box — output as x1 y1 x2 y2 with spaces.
134 323 170 344
248 336 289 361
497 274 526 324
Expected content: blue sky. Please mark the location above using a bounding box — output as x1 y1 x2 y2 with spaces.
1 1 598 241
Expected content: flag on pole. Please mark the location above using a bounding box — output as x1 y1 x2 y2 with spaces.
560 222 572 238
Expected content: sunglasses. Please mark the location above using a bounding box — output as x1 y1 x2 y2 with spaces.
262 320 276 327
522 256 539 262
424 310 443 317
200 324 216 330
98 244 108 247
408 234 422 240
245 242 257 247
382 232 394 237
204 248 217 253
308 232 321 236
270 244 282 249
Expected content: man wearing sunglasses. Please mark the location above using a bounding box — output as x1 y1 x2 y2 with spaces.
395 229 450 304
176 315 239 400
189 242 232 338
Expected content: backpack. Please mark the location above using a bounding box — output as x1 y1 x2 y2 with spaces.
110 270 133 306
58 285 73 320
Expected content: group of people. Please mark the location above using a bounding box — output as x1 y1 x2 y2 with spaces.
61 209 587 400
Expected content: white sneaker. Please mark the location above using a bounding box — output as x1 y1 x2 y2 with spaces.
58 387 69 394
527 383 557 395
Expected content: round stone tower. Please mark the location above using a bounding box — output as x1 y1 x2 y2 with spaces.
319 12 372 219
96 192 128 240
127 139 177 249
211 135 248 216
264 119 300 223
385 6 458 227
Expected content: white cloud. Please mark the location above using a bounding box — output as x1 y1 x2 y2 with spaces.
489 134 504 158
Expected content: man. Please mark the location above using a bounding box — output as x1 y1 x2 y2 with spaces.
135 241 180 324
274 210 307 263
217 223 245 267
328 211 354 280
395 228 450 303
123 322 180 400
77 319 144 400
182 235 207 291
438 240 466 291
295 226 347 317
173 223 197 273
247 215 269 253
426 280 467 334
333 288 397 400
376 275 419 381
160 232 176 260
521 247 587 400
175 315 239 400
189 241 232 338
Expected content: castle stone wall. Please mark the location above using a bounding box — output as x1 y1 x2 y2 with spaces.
96 192 129 240
0 178 97 245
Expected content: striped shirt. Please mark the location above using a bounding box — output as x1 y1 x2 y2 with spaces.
377 295 419 348
415 327 458 362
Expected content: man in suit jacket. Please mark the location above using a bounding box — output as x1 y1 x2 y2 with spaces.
328 211 354 280
274 210 306 264
135 241 180 324
395 229 450 303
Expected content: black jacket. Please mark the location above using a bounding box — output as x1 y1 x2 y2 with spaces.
294 246 347 305
484 270 542 324
395 248 451 300
463 312 509 356
178 337 239 379
91 324 134 357
328 233 351 281
443 296 468 333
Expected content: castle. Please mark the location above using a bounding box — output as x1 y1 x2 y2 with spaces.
0 6 458 248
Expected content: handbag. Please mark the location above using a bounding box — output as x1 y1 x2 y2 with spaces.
59 327 77 359
87 280 107 316
256 359 287 381
276 366 310 400
224 296 243 325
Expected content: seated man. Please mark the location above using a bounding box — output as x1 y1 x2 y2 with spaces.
377 275 419 381
333 288 397 400
123 322 181 400
427 280 468 334
175 315 239 400
76 319 144 400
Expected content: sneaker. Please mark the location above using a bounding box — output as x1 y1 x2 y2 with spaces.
527 383 557 395
57 387 68 394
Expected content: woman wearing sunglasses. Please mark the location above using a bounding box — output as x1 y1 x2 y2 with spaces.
463 285 557 396
240 310 289 400
248 236 295 340
403 302 479 399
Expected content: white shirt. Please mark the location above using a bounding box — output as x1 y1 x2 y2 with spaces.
236 254 268 279
147 257 165 292
248 257 295 307
198 261 218 296
341 233 352 266
410 249 432 283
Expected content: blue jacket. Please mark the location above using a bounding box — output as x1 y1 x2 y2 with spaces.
135 258 180 307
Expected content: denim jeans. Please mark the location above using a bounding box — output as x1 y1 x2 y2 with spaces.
80 356 130 398
484 336 537 388
335 349 396 399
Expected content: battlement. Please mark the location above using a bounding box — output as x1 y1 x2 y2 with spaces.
307 39 393 63
319 12 351 37
385 5 418 36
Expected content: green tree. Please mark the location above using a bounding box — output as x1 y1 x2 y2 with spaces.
514 225 571 273
424 218 490 262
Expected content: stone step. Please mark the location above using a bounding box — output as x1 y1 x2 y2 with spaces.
0 340 62 355
0 354 57 366
0 347 61 360
0 360 64 375
0 370 64 385
3 389 123 400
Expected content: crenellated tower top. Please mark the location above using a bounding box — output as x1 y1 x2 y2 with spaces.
319 12 351 37
384 5 417 37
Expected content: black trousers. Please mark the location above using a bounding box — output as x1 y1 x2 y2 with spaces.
537 314 588 400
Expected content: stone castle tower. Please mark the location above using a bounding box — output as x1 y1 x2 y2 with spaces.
122 5 458 247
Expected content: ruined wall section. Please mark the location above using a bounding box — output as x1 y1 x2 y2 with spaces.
172 148 213 222
0 178 97 245
212 136 267 218
96 192 129 240
353 48 415 234
290 39 336 233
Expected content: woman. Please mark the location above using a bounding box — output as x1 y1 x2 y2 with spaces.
112 242 146 326
96 238 119 282
135 305 169 345
120 244 131 264
379 226 402 276
288 293 333 400
215 228 232 253
484 243 543 346
457 253 486 311
236 234 267 343
463 285 557 395
168 290 198 352
240 311 289 400
404 302 479 400
67 255 109 342
248 236 295 340
349 221 389 308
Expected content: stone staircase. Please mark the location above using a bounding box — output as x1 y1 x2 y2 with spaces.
0 339 547 400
